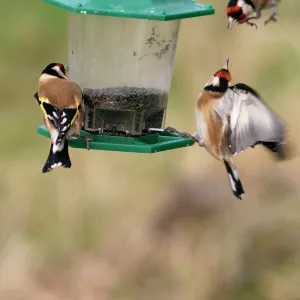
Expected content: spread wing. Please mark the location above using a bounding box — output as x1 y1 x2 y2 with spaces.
34 92 79 144
215 83 285 155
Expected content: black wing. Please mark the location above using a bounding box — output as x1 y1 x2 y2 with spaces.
34 92 40 104
34 93 77 145
229 83 261 98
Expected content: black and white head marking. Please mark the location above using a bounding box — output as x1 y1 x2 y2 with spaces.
41 63 68 80
204 59 232 93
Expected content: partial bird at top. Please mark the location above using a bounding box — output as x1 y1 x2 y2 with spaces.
194 58 286 200
226 0 280 29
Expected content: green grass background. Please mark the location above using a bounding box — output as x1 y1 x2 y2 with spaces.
0 1 300 299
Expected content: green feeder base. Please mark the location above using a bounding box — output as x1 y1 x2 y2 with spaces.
37 125 194 153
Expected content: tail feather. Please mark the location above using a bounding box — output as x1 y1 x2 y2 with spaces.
42 140 71 173
223 159 244 200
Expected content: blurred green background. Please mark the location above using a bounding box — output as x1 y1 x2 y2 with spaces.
1 1 300 299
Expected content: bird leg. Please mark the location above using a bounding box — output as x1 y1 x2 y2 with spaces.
180 132 200 144
164 126 181 136
265 0 278 25
245 20 258 29
81 136 93 150
164 126 199 144
193 132 205 147
239 17 258 29
264 13 277 25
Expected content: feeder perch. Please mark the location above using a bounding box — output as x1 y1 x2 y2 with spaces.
39 0 214 153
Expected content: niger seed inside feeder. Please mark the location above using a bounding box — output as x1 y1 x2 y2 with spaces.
83 87 168 135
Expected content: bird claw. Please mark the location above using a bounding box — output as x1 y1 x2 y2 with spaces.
245 20 258 29
164 126 181 136
264 14 277 25
82 137 93 150
238 17 258 29
180 132 200 143
164 127 199 144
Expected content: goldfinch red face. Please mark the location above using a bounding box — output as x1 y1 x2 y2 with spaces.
227 0 254 29
204 59 232 92
41 63 69 79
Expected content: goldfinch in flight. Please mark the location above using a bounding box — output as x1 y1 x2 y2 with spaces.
194 59 286 199
226 0 280 29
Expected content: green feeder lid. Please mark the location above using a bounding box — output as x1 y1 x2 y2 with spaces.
42 0 214 20
37 126 194 153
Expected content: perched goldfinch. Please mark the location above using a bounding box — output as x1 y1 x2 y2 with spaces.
226 0 280 29
34 63 85 173
194 59 286 199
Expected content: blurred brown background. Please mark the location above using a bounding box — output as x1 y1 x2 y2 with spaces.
0 0 300 299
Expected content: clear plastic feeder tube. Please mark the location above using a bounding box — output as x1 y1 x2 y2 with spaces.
68 13 180 135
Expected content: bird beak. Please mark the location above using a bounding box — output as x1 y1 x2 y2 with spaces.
227 17 236 30
222 59 229 71
65 66 70 72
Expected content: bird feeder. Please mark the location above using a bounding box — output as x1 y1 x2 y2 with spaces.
38 0 214 153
